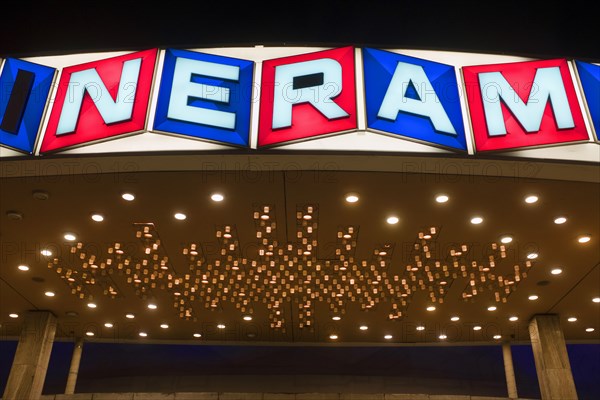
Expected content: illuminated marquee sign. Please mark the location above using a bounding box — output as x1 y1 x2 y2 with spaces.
0 47 597 158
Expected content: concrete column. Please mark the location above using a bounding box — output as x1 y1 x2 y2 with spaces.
502 342 518 399
2 311 57 400
529 314 578 400
65 338 84 394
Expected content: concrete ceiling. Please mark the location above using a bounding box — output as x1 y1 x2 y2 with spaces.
1 154 599 345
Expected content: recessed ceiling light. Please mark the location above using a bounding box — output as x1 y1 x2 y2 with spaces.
386 216 399 225
473 326 482 331
18 265 29 271
64 233 76 241
9 313 18 318
139 332 148 337
435 194 449 203
243 315 253 321
217 324 226 329
40 249 52 257
44 291 55 297
528 295 539 301
384 334 393 340
439 334 447 340
329 334 339 340
567 317 577 322
104 323 114 328
470 216 483 225
487 306 497 311
87 303 97 308
122 193 135 201
450 316 460 322
160 324 169 329
174 213 187 221
527 253 538 260
578 235 591 243
525 195 538 204
125 313 135 319
85 331 94 337
332 316 341 321
500 235 513 244
426 306 436 311
416 326 425 331
345 194 359 203
592 297 600 303
359 325 368 331
211 193 224 202
551 268 563 275
554 216 567 224
509 316 519 322
493 335 502 340
91 214 104 222
193 333 202 338
585 328 595 333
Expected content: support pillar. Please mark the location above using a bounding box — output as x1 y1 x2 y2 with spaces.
2 311 57 400
502 342 519 399
64 338 84 394
529 314 578 400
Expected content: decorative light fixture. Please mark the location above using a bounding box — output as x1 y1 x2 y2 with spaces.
174 213 187 220
193 333 202 338
450 316 460 322
567 317 577 322
554 216 567 224
243 315 253 321
500 235 513 244
44 291 55 297
416 326 425 331
439 334 447 340
125 313 135 319
217 324 226 329
470 216 483 224
551 268 563 275
87 302 97 308
359 325 368 331
211 193 224 202
40 249 52 256
493 335 502 340
527 253 538 260
160 324 169 329
91 214 104 222
85 331 94 337
147 303 157 310
9 313 18 318
332 316 341 321
386 216 399 225
487 306 497 311
139 332 148 337
426 306 436 311
509 316 519 322
18 265 29 271
585 328 595 333
384 334 393 340
104 323 114 328
578 235 591 243
592 297 600 303
435 194 449 203
528 295 539 301
121 193 135 201
345 193 359 203
64 233 76 241
473 326 482 331
329 334 339 340
525 195 538 204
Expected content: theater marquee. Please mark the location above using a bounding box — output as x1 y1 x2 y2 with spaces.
0 47 598 162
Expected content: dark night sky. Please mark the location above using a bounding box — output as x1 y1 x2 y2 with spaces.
0 1 599 60
1 1 599 398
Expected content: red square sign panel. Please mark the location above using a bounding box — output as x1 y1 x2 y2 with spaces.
463 59 588 152
41 49 158 153
258 47 357 147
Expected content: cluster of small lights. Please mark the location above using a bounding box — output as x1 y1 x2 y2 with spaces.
40 249 52 257
416 325 425 331
439 334 447 340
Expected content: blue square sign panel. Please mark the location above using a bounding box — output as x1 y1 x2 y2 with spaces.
575 60 600 138
0 58 55 153
154 49 254 147
363 48 466 151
